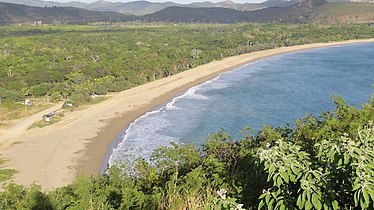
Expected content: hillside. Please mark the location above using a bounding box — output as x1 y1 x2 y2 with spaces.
143 7 249 23
143 0 327 23
311 2 374 23
142 0 374 24
0 0 299 15
0 2 132 24
1 0 373 24
1 0 372 16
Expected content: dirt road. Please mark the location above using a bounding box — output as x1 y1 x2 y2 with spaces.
0 102 63 150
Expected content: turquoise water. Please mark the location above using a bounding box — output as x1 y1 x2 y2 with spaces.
108 43 374 166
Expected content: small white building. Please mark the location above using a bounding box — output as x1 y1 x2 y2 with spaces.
25 99 33 106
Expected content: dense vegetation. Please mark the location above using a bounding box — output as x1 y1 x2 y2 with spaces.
1 23 373 107
1 93 373 209
0 2 132 24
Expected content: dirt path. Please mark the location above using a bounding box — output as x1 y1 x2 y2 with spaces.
0 102 63 150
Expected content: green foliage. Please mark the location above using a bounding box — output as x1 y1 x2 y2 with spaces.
207 189 246 210
1 95 374 209
0 158 17 183
0 169 17 182
0 184 52 209
0 23 373 108
69 90 91 103
0 88 23 102
30 83 52 97
49 92 62 103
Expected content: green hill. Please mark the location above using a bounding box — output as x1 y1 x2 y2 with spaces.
0 0 298 16
0 2 133 24
143 0 327 23
311 2 374 23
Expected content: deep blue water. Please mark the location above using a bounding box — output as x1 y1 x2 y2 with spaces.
108 43 374 166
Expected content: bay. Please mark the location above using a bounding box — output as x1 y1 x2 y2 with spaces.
108 43 374 166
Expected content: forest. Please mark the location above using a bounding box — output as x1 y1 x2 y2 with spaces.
1 94 373 209
1 23 373 107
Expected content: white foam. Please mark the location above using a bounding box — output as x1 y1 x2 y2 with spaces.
108 62 263 167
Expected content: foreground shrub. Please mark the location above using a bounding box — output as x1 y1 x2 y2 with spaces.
1 95 373 209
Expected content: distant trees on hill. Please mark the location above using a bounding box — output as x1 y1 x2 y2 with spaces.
0 23 373 106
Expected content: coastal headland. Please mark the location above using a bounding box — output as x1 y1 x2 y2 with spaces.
1 38 373 190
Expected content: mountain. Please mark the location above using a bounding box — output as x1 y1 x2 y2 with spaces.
0 2 132 24
1 0 372 25
310 2 374 23
143 0 328 23
0 0 300 15
142 6 289 23
328 0 373 2
1 0 372 16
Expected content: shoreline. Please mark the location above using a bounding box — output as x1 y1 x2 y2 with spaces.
1 38 373 190
81 38 374 176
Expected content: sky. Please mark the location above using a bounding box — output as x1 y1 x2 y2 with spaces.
49 0 266 4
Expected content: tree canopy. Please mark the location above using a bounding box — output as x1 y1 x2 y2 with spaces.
0 23 373 105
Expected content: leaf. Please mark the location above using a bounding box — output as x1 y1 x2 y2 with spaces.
291 166 301 175
265 193 271 205
276 176 283 188
337 158 343 166
269 198 275 210
305 200 313 210
297 195 304 209
352 182 360 191
269 165 276 175
289 174 297 182
332 200 339 210
354 191 359 207
362 189 370 207
312 193 322 210
368 189 374 203
227 197 236 203
280 171 289 183
360 197 367 209
259 193 267 200
258 200 265 210
275 199 283 209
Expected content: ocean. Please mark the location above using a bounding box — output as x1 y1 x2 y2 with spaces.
106 42 374 168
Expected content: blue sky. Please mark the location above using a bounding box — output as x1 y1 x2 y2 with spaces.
51 0 266 4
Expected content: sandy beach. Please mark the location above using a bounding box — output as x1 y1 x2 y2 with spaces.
1 38 373 191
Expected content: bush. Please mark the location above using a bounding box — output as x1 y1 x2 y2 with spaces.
93 84 108 95
49 92 62 103
69 90 91 103
1 96 374 210
0 88 23 102
108 80 128 92
30 83 53 97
